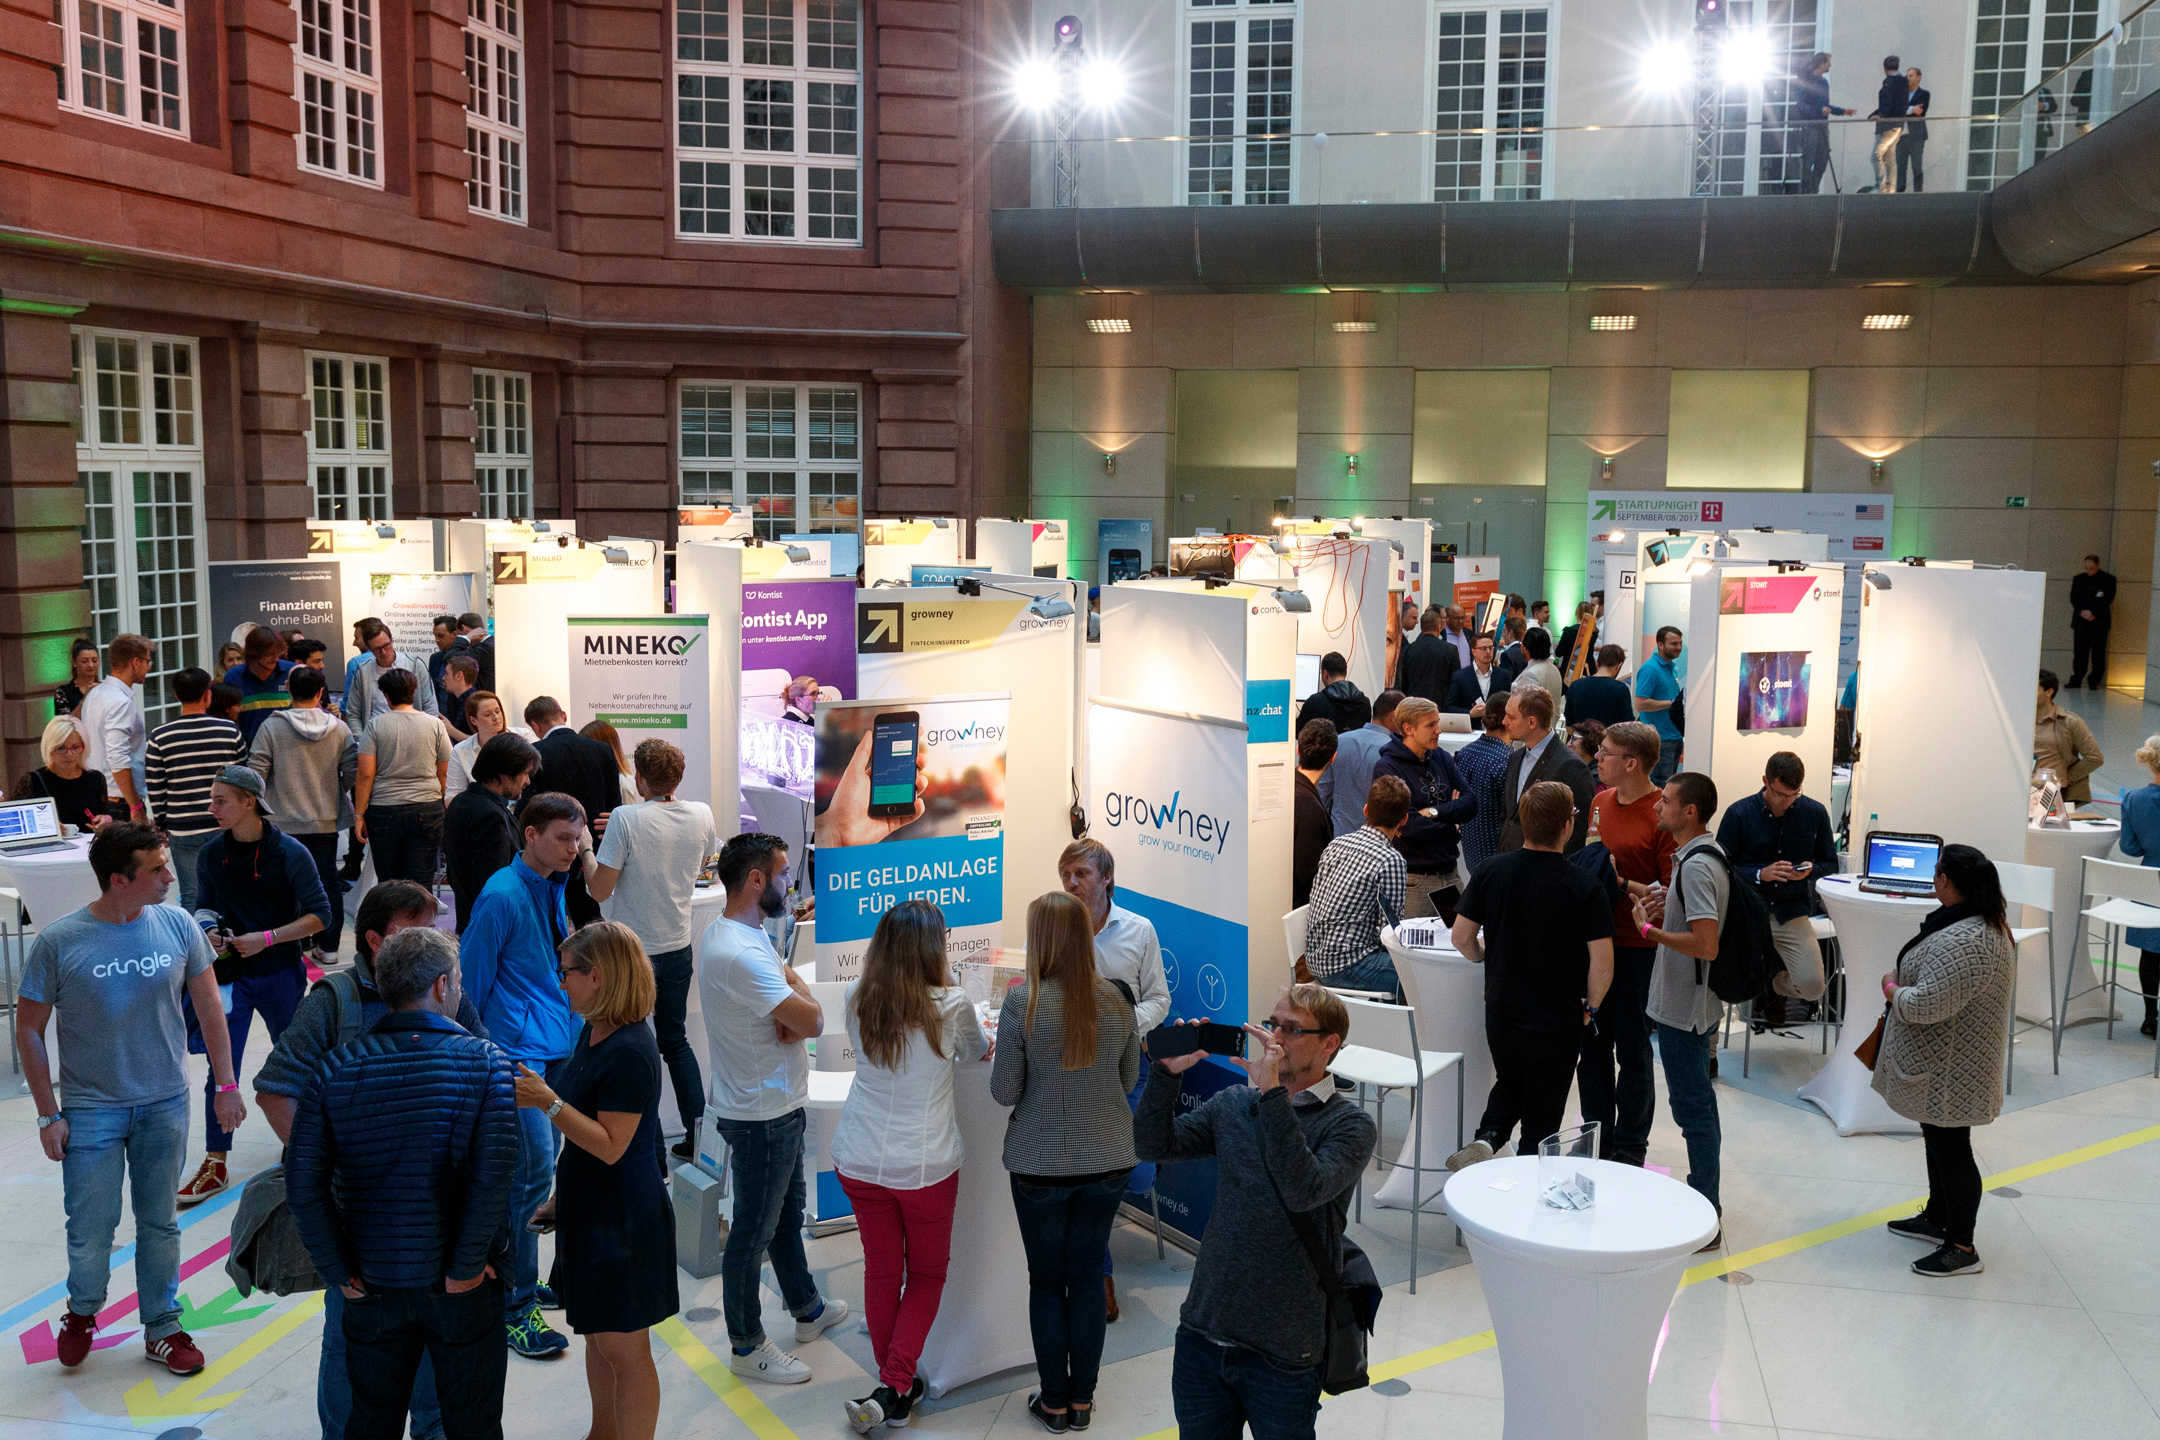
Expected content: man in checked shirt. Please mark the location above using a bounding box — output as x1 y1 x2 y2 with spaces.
1300 776 1411 1000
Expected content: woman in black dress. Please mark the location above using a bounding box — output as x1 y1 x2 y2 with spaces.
15 716 112 832
513 920 677 1440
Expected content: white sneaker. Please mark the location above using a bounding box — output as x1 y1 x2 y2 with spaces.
795 1297 850 1345
729 1338 812 1385
1446 1140 1494 1172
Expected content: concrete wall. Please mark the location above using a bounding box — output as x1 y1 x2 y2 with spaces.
1031 284 2154 688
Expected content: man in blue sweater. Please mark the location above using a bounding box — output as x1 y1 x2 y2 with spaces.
287 926 518 1440
457 791 585 1359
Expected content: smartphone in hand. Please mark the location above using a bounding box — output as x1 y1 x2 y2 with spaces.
1148 1021 1247 1061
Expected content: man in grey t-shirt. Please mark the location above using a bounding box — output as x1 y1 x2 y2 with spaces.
354 667 452 886
17 824 244 1376
1634 771 1728 1239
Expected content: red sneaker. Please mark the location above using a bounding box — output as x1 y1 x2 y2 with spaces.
145 1330 205 1376
55 1311 97 1367
176 1158 228 1207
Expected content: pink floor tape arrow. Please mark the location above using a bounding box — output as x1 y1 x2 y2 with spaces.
17 1235 233 1366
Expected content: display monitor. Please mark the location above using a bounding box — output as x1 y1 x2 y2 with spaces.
1736 650 1812 731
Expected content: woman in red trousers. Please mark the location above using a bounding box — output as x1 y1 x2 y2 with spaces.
833 901 991 1433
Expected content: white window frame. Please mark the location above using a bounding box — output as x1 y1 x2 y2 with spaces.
472 368 533 520
1429 3 1552 202
293 0 383 186
672 0 864 245
1690 0 1826 197
73 326 210 727
465 0 526 221
1180 0 1299 206
676 381 861 539
56 0 189 136
1965 0 2106 190
308 351 394 521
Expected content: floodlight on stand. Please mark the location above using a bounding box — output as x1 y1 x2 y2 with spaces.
1864 571 1892 591
374 523 397 538
1026 592 1077 620
1269 536 1291 553
556 533 572 547
1200 574 1233 590
1686 559 1713 577
782 544 812 563
532 521 552 532
1272 587 1312 613
601 545 630 564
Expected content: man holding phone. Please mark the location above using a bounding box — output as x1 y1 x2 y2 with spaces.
1714 751 1835 1027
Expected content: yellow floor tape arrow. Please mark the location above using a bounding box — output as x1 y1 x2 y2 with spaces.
123 1291 325 1421
656 1317 802 1440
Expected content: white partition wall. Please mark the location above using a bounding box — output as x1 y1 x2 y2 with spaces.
863 518 963 585
1280 535 1392 700
307 520 448 636
1681 564 1845 814
1722 530 1829 563
669 540 747 835
488 539 664 725
1849 564 2045 863
1603 551 1638 676
1357 518 1432 613
447 517 577 579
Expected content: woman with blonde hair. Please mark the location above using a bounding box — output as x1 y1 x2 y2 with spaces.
15 714 113 832
991 891 1142 1433
781 676 820 726
2119 733 2160 1036
833 901 990 1433
514 921 677 1440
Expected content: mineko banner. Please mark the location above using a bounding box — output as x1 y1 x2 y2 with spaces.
565 615 712 805
812 694 1009 983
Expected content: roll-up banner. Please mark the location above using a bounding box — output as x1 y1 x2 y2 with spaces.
740 579 856 800
1098 518 1153 584
1089 696 1250 1242
566 616 713 806
368 572 479 660
208 559 344 652
813 694 1010 983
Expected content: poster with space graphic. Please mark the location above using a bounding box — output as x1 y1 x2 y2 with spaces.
1737 650 1812 731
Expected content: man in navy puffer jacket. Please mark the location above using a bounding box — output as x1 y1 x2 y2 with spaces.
288 927 518 1440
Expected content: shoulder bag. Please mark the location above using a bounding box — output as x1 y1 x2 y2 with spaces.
1251 1107 1379 1395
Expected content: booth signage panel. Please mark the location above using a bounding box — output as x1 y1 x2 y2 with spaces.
1245 679 1290 745
740 579 855 800
566 615 713 806
1098 519 1153 584
208 560 343 652
855 597 1036 654
368 572 478 660
1452 555 1500 610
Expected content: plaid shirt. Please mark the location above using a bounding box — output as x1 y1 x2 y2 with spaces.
1304 826 1408 978
1452 733 1513 876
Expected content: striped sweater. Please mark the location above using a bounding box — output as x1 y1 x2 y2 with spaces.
144 714 245 834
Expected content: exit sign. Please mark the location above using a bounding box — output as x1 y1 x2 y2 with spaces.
2005 496 2028 509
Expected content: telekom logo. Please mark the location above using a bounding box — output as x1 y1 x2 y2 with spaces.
1699 502 1724 522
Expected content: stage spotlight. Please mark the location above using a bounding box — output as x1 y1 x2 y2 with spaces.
1721 28 1773 81
1639 40 1691 91
1080 57 1124 107
1012 55 1056 110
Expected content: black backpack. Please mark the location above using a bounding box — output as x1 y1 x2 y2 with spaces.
1686 845 1785 1004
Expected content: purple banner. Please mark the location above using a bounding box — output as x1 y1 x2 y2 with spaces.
740 579 857 799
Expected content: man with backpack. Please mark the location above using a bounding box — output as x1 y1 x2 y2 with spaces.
251 881 483 1440
1634 772 1734 1248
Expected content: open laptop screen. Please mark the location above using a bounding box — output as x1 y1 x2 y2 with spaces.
0 798 60 843
1865 833 1941 883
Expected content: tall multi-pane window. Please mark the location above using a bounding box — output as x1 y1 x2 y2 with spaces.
677 382 859 539
1186 0 1297 205
472 370 532 519
1432 6 1548 201
73 328 207 725
465 0 524 220
673 0 862 243
294 0 381 184
56 0 186 134
308 353 392 520
1692 0 1820 196
1968 0 2103 188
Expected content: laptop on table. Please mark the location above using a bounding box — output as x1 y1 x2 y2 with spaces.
1856 831 1943 897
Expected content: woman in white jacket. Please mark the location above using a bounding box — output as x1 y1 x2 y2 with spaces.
832 900 989 1434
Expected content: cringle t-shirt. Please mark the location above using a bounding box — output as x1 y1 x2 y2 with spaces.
19 902 215 1107
594 798 718 954
698 915 808 1122
1454 848 1615 1033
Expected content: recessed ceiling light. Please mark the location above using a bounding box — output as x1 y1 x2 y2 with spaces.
1085 317 1131 333
1589 315 1638 331
1333 320 1378 333
1861 313 1914 330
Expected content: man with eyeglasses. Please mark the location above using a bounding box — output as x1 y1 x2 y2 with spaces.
344 617 443 734
1715 751 1834 1028
1137 984 1376 1440
1446 781 1614 1172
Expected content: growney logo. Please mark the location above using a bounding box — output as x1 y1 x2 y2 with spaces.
1101 786 1232 855
924 720 1007 747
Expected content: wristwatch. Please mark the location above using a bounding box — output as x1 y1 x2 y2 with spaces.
545 1098 565 1119
37 1113 62 1129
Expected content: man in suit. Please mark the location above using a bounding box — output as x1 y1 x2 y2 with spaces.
1319 690 1402 838
1445 634 1514 719
1397 607 1459 708
522 695 619 925
1497 616 1529 676
1495 685 1594 855
1896 66 1929 191
2068 553 2116 690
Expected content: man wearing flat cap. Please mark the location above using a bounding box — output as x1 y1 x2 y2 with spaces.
176 765 332 1206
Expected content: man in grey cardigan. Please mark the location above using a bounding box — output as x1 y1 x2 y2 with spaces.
1136 984 1377 1440
248 667 357 956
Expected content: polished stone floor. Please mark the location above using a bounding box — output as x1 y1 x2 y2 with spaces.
6 684 2160 1439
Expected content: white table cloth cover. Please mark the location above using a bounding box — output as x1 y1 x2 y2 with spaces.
1445 1156 1718 1440
1372 926 1489 1212
914 1062 1033 1397
1797 874 1932 1135
0 838 101 926
2022 818 2123 1026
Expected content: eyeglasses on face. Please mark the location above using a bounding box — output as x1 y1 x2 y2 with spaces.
1262 1018 1326 1038
557 963 592 980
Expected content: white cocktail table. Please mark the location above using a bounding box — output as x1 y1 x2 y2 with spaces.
1799 874 1931 1135
2024 817 2124 1027
1445 1156 1718 1440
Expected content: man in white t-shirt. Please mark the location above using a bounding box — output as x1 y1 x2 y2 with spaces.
698 833 848 1384
587 739 719 1166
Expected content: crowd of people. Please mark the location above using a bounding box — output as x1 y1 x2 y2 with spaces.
9 588 2043 1438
